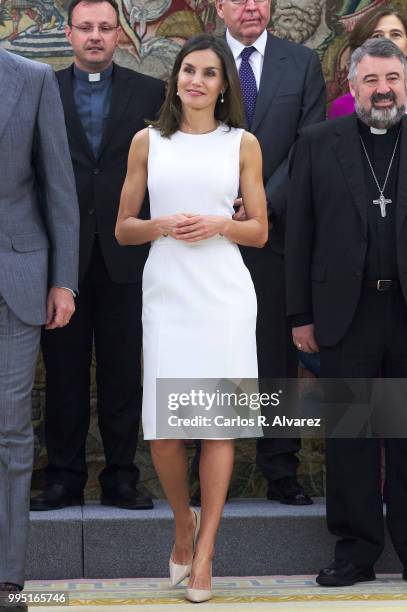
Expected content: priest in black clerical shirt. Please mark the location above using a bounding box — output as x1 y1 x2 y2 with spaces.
286 38 407 587
72 63 113 157
30 0 165 512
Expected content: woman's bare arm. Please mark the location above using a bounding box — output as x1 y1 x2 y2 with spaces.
115 129 188 245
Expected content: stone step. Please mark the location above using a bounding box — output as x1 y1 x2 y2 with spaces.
27 499 401 580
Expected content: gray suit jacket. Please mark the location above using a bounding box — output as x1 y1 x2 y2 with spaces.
0 48 79 325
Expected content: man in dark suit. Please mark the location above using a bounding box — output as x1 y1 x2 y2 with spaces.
214 0 326 504
286 38 407 586
30 0 165 511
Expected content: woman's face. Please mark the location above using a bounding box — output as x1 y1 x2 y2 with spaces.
177 49 225 112
372 15 407 55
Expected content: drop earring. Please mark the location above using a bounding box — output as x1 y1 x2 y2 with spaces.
176 91 180 96
220 90 225 103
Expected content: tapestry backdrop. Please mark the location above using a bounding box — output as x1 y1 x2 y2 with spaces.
3 0 395 499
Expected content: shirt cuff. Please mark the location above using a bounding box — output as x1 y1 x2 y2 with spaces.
58 286 76 298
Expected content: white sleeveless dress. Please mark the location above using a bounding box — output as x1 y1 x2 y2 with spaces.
142 124 258 439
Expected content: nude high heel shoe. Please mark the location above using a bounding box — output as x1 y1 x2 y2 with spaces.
169 508 200 586
185 563 212 603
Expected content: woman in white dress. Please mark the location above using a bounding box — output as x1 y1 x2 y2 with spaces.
116 34 267 602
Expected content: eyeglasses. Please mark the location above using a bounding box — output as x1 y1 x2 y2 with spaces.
227 0 268 5
71 24 118 34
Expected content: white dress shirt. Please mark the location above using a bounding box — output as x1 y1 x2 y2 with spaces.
226 28 267 90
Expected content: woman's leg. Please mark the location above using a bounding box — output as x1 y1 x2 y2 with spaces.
150 440 196 564
188 439 234 590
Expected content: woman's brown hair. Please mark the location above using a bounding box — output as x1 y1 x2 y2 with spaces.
349 7 407 53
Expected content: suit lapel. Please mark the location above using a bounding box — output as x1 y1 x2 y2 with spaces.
332 114 368 237
0 50 24 143
396 116 407 238
97 64 132 159
57 66 95 162
251 34 286 134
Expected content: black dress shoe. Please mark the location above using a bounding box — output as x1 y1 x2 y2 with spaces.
30 483 84 511
316 560 376 587
101 483 154 509
267 476 313 505
0 582 27 611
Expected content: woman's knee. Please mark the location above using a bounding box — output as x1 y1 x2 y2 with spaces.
150 439 184 458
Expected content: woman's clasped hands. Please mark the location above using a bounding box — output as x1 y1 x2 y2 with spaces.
161 213 227 242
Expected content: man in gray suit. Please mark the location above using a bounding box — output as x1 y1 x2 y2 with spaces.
0 47 79 602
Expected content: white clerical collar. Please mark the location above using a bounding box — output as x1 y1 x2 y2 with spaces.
370 126 388 135
73 63 113 83
226 29 267 61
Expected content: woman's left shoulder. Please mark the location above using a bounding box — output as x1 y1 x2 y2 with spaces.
240 130 258 144
240 130 261 151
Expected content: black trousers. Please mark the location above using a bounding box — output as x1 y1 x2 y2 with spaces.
41 238 143 494
244 246 300 483
320 288 407 567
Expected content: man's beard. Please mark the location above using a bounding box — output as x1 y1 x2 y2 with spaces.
355 93 405 129
272 1 324 44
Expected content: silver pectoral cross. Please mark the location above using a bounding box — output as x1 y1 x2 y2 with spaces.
373 193 391 218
